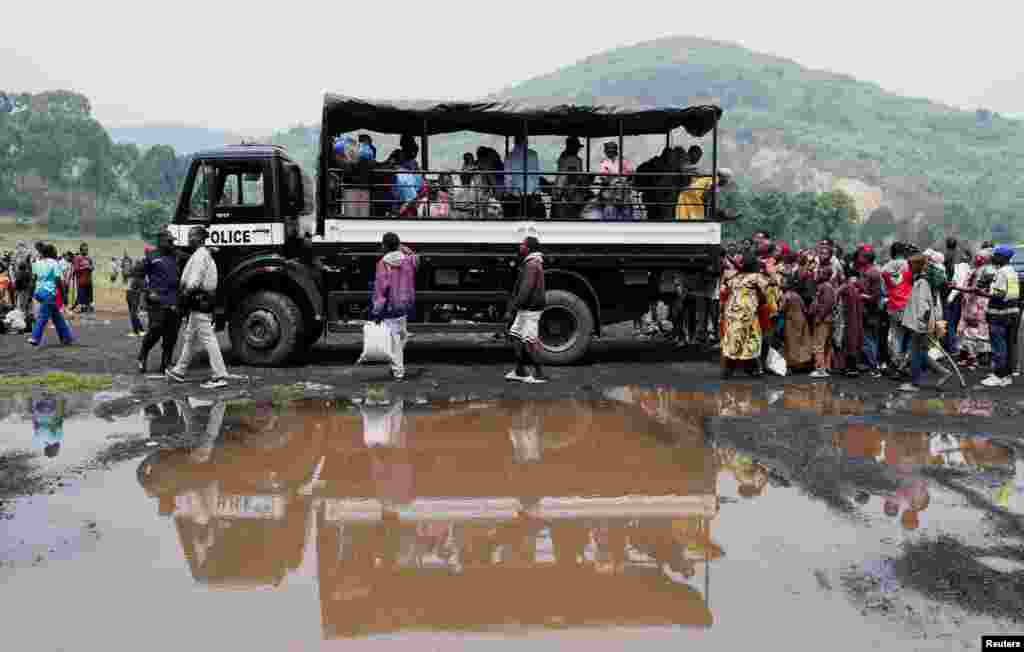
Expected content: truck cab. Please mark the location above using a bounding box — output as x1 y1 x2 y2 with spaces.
170 144 325 365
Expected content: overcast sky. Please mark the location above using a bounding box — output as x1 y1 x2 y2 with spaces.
3 0 1021 130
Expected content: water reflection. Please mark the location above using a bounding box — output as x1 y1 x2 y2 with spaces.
137 396 723 637
132 387 1024 639
31 396 65 459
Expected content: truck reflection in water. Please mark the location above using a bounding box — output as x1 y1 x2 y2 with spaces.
136 394 730 638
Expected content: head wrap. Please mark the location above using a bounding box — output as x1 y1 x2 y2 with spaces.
993 244 1015 260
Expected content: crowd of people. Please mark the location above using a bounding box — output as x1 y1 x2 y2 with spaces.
0 228 239 390
329 133 731 222
713 232 1021 392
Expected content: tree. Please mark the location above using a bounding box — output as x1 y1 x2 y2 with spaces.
136 200 170 243
131 145 185 200
814 190 859 244
48 205 80 236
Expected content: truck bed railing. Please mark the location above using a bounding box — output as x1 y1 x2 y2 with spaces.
325 167 722 222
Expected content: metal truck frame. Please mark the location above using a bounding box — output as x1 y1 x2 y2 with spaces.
168 95 725 366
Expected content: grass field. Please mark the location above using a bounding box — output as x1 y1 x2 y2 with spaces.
0 215 143 313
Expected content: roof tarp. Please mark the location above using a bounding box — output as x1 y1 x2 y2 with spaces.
323 94 723 138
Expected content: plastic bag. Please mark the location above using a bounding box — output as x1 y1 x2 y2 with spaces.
4 308 27 332
766 346 788 376
356 321 393 364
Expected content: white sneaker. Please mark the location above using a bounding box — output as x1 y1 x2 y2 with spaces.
524 376 548 384
1003 376 1014 387
981 375 1007 387
809 370 829 379
200 379 228 390
505 370 530 382
898 383 920 392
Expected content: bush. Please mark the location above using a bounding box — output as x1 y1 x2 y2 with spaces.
0 193 36 216
95 204 138 238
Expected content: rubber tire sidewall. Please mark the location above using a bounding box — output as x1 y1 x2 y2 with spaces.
534 289 594 366
229 290 303 367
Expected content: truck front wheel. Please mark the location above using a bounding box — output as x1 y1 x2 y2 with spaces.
535 289 594 365
229 291 303 367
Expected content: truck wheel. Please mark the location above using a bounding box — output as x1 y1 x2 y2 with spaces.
229 291 303 366
536 289 594 365
297 320 324 360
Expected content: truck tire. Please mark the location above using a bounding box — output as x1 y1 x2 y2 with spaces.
535 289 594 366
296 320 324 360
229 291 303 367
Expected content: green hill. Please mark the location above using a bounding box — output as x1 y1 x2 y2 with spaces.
498 36 1024 236
267 36 1021 241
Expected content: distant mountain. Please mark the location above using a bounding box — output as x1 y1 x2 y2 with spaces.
971 75 1024 117
498 36 1024 231
106 123 271 155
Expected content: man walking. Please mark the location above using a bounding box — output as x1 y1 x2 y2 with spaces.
165 227 231 389
139 230 182 375
370 232 418 381
72 243 95 313
505 236 548 383
981 244 1020 388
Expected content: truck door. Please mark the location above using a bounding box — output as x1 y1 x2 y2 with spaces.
173 159 285 250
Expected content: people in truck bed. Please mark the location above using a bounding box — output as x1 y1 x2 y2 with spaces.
335 136 375 217
474 146 505 219
676 166 731 221
394 149 425 217
551 136 589 220
598 141 635 220
503 135 545 219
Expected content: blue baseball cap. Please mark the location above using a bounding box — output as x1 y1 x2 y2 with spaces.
993 244 1015 259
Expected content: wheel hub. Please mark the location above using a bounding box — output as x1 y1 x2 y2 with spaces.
243 309 281 350
539 306 579 353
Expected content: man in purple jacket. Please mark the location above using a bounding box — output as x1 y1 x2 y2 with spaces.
370 232 418 380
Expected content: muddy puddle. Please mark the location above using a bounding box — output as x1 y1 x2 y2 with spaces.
1 386 1022 650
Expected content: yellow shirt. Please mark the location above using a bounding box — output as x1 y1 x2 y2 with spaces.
675 177 713 221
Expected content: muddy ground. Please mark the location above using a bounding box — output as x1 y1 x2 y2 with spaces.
2 316 1024 650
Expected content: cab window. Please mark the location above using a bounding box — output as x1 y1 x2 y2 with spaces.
212 163 267 221
187 164 213 222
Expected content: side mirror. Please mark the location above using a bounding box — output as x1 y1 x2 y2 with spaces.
286 164 305 214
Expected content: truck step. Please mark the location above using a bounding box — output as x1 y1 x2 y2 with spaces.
328 321 506 334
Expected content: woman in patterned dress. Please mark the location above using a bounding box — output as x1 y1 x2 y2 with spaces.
720 253 770 378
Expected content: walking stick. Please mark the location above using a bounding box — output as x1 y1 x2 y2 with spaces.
928 333 967 389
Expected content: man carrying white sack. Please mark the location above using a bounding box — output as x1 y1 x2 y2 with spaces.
370 232 419 381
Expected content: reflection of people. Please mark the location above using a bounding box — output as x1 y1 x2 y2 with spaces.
31 396 65 458
508 401 542 464
361 399 414 511
144 400 186 440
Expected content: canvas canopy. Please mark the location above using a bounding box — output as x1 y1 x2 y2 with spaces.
323 94 723 138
